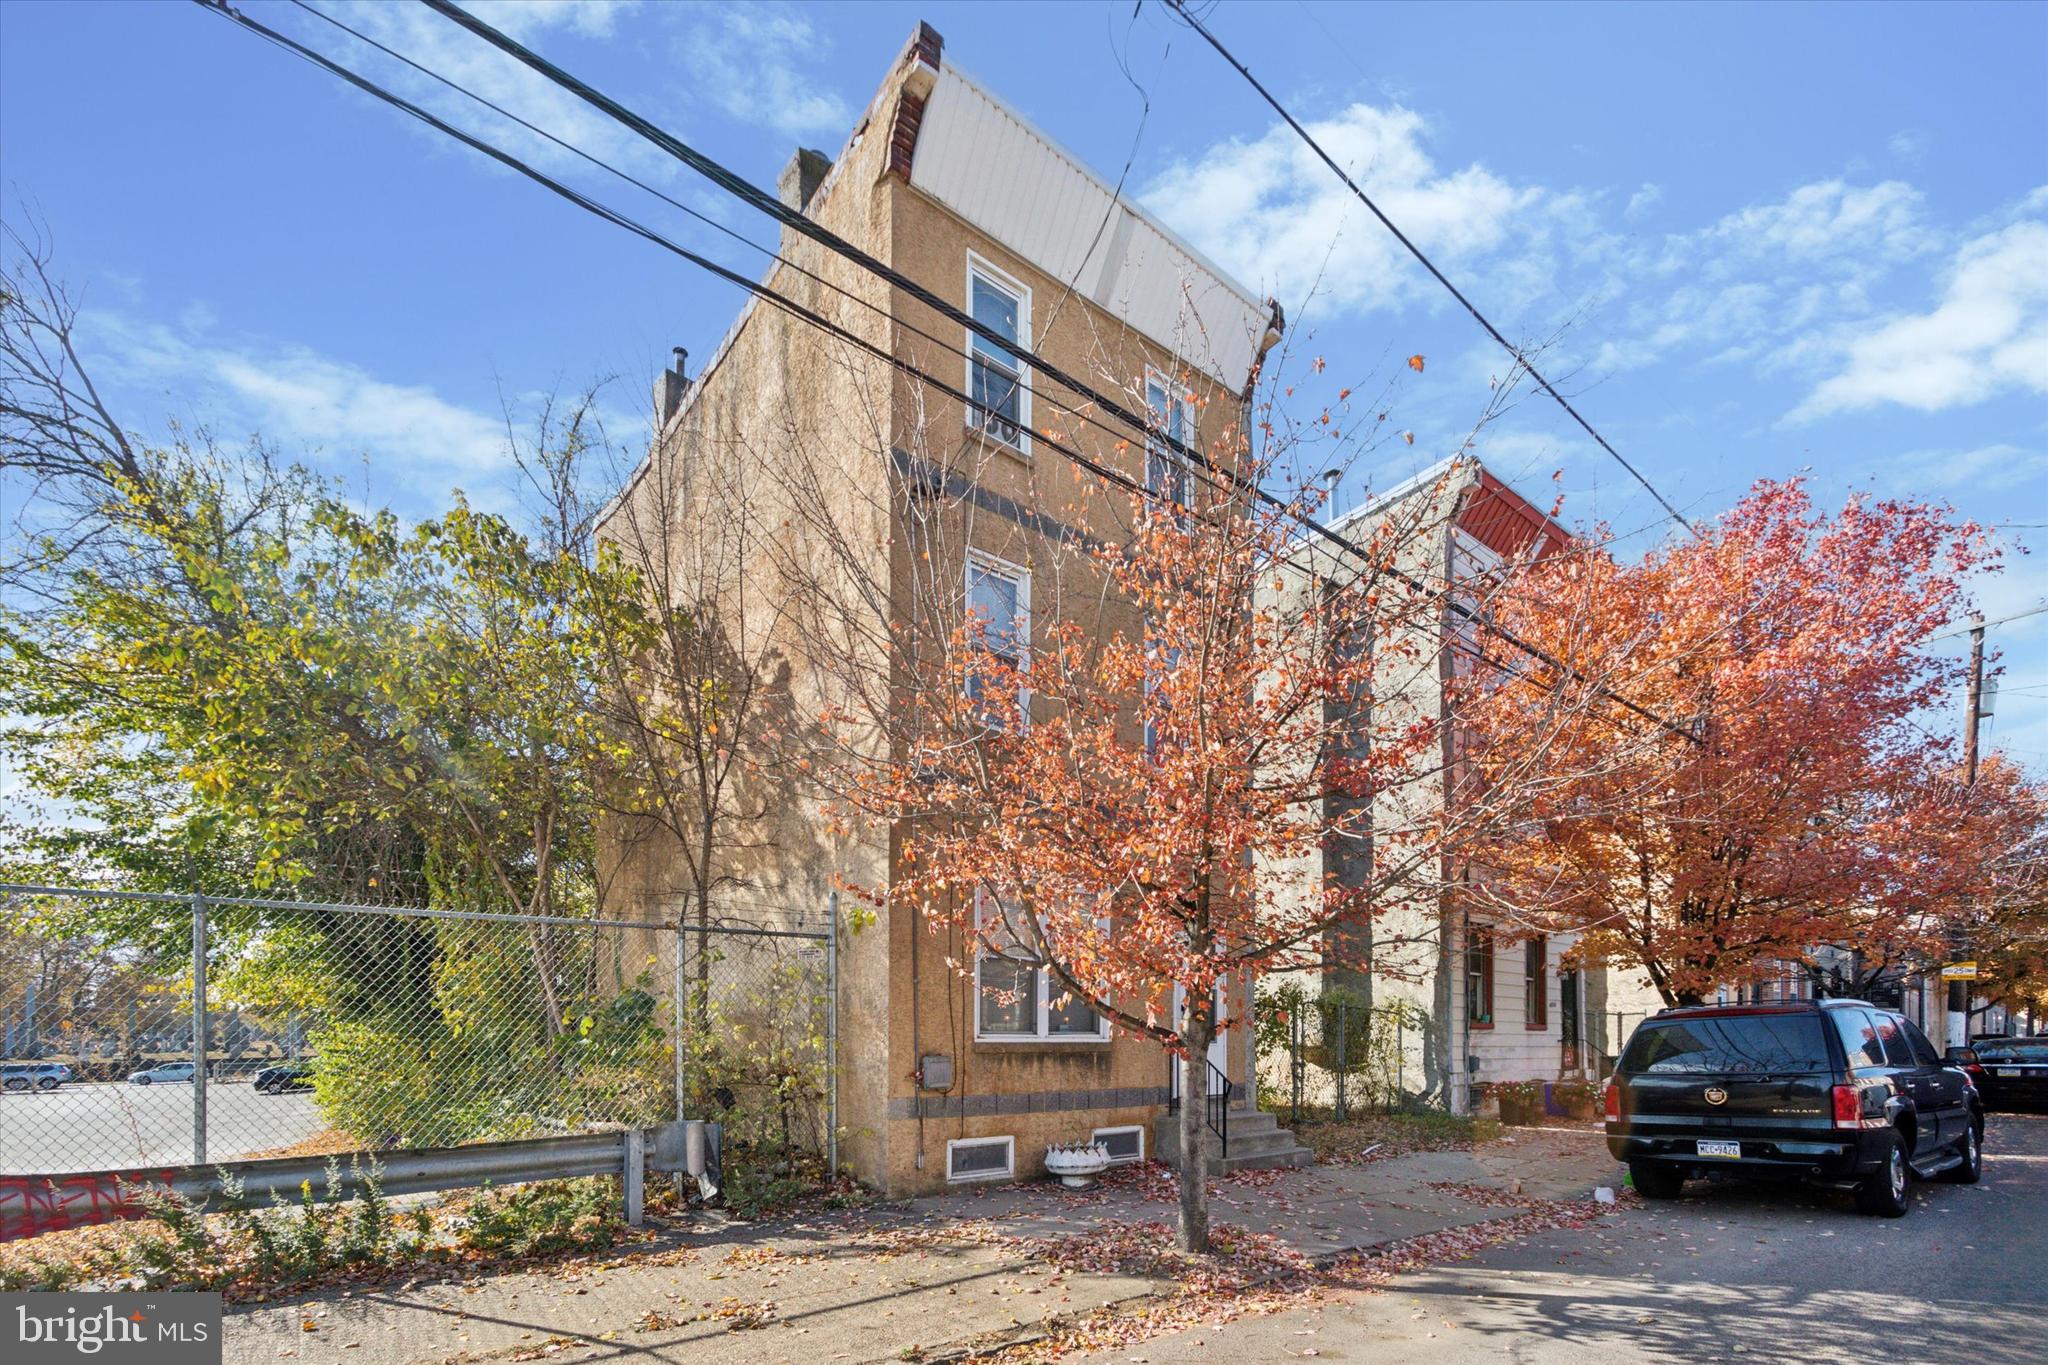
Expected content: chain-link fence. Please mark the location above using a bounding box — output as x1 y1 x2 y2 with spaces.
0 884 835 1182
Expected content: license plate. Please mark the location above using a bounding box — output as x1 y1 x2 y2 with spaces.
1696 1140 1741 1159
1997 1068 2020 1077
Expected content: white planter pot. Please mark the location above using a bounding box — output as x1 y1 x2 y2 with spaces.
1044 1141 1112 1189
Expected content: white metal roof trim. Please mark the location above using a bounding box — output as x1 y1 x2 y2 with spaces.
911 64 1263 385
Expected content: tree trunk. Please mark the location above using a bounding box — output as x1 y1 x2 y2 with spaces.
1177 1014 1213 1255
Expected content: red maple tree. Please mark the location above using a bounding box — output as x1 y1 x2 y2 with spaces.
1463 479 2001 1006
831 437 1600 1250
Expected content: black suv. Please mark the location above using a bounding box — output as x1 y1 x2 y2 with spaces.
1605 1000 1983 1217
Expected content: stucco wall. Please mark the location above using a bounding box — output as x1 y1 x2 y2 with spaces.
600 27 1267 1196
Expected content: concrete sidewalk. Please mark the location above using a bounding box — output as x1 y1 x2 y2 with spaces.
223 1126 1619 1365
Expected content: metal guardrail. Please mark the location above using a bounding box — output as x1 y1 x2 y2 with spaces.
0 1125 688 1242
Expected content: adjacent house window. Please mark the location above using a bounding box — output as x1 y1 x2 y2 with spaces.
1524 937 1548 1029
965 552 1029 728
1142 635 1181 763
1466 924 1494 1028
974 888 1107 1041
1144 371 1192 514
967 256 1029 450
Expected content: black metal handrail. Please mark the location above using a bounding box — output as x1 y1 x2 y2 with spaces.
1206 1059 1231 1155
1166 1057 1233 1157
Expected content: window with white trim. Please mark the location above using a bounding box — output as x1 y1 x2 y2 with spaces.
974 887 1107 1041
946 1135 1015 1183
1144 371 1192 514
1092 1125 1145 1164
965 552 1029 728
967 256 1029 450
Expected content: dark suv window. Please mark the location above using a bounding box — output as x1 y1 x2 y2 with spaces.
1976 1038 2048 1063
1620 1013 1833 1074
1831 1008 1887 1069
1902 1020 1942 1066
1873 1014 1915 1068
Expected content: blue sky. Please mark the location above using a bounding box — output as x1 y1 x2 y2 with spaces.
2 0 2043 768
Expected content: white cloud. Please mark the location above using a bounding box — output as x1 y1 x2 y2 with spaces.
1880 442 2048 493
1790 220 2048 420
88 312 513 496
1889 130 1931 163
680 5 851 140
1139 103 1540 316
1624 183 1662 221
1674 179 1935 274
1590 180 1941 375
297 0 674 181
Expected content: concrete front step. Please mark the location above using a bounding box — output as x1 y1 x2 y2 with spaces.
1153 1109 1316 1173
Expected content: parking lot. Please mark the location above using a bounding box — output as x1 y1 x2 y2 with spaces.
0 1079 323 1173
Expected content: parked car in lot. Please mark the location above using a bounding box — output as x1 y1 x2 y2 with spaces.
126 1061 196 1086
1968 1037 2048 1111
1 1061 72 1091
253 1060 316 1094
1606 1000 1983 1218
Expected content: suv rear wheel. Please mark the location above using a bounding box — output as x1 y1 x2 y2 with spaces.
1855 1133 1910 1217
1630 1161 1686 1200
1938 1120 1983 1185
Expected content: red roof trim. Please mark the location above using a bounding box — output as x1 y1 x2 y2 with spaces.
1456 468 1571 562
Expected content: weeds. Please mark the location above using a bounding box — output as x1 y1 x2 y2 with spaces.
458 1178 624 1258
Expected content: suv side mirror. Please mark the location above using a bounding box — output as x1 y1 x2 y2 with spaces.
1945 1047 1980 1067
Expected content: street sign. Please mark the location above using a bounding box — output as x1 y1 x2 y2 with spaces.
1941 961 1979 981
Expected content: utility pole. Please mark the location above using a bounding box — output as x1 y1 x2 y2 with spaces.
1948 621 1986 1049
1963 620 1985 785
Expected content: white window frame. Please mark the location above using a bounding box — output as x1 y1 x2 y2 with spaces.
965 549 1031 727
1092 1124 1145 1165
972 886 1110 1043
965 252 1031 454
945 1134 1016 1184
1143 367 1193 513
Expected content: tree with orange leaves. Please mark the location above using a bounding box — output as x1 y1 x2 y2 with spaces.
1464 479 2001 1008
828 435 1608 1251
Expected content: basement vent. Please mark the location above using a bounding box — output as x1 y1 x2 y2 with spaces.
1092 1126 1144 1165
946 1135 1014 1183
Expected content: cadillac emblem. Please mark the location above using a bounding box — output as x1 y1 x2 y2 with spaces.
1704 1086 1729 1105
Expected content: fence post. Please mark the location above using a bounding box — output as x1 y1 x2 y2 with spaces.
1334 998 1348 1122
826 890 839 1180
623 1128 645 1226
191 892 208 1166
668 910 689 1203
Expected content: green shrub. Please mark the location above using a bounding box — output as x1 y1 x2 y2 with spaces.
458 1178 623 1258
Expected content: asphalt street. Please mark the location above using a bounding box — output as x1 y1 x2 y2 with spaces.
0 1080 320 1172
1076 1111 2048 1364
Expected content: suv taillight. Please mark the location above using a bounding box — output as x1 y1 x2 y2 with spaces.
1603 1078 1620 1122
1831 1083 1861 1129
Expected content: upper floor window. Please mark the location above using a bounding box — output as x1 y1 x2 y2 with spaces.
974 887 1106 1041
1144 371 1192 514
965 551 1030 729
967 256 1029 451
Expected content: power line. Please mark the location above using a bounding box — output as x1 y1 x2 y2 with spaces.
403 0 1697 742
1925 601 2048 644
283 0 1228 504
1160 0 1698 537
193 0 1699 745
417 0 1246 499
